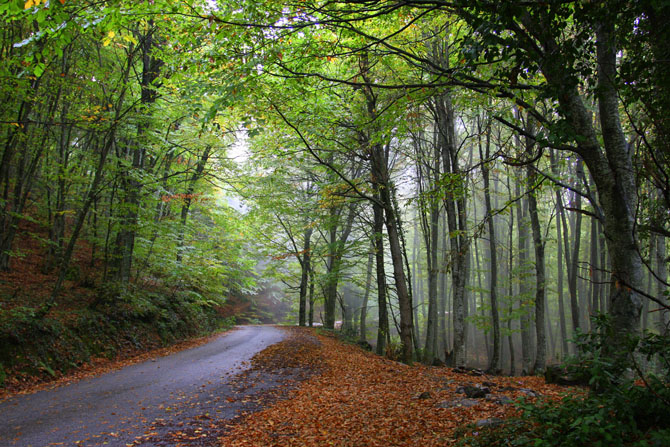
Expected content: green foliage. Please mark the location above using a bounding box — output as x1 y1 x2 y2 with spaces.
0 285 235 386
456 315 670 447
385 337 404 362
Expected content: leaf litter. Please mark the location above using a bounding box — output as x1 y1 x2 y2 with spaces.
218 327 570 447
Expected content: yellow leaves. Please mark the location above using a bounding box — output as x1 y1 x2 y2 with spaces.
80 104 112 122
24 0 41 9
122 34 138 45
24 0 64 10
102 31 115 47
102 31 137 48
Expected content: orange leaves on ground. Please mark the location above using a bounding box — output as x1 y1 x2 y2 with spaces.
218 328 569 447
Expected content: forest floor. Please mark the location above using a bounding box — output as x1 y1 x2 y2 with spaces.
218 327 572 447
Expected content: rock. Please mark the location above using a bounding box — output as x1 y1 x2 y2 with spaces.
455 386 466 394
482 381 496 388
468 368 486 377
416 391 432 400
436 398 480 409
499 386 516 392
463 385 489 398
519 388 537 397
475 418 504 428
496 396 514 405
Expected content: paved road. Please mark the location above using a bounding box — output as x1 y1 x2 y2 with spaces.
0 325 286 446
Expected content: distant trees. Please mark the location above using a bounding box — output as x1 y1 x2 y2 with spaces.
231 0 669 371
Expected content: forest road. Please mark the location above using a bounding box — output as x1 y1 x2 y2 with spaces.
0 325 287 446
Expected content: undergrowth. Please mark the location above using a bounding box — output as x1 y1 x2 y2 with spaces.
0 283 235 388
455 315 670 447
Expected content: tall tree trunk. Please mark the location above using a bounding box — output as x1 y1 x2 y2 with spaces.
506 176 516 375
44 134 117 314
360 52 413 363
435 98 469 368
550 151 570 358
0 73 42 271
299 226 313 327
44 97 73 273
360 244 374 341
308 266 315 328
438 213 449 360
114 22 163 283
428 34 470 367
656 232 667 337
516 182 533 373
480 117 501 374
380 182 414 363
412 214 423 347
590 213 601 317
373 197 389 356
418 141 440 365
521 12 643 342
526 123 546 373
567 163 584 337
176 146 211 262
324 203 355 329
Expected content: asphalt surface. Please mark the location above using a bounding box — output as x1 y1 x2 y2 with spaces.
0 325 286 446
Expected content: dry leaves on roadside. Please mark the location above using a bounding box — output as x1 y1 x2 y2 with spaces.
219 327 569 447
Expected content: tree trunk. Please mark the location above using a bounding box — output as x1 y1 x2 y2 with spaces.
176 146 211 262
438 213 449 360
426 34 470 367
308 266 315 328
526 124 546 373
656 232 667 336
373 198 390 356
299 226 313 327
324 203 355 329
516 182 533 373
417 139 440 365
114 22 163 283
506 176 516 375
550 151 570 358
479 117 501 374
359 52 413 362
521 12 643 342
380 183 414 363
412 214 424 348
360 244 374 341
44 134 116 314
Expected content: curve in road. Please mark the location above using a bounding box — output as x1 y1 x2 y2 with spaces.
0 325 286 446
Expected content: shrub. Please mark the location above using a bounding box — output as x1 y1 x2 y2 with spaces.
456 315 670 447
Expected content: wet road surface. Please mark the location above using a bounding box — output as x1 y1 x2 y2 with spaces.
0 325 286 446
